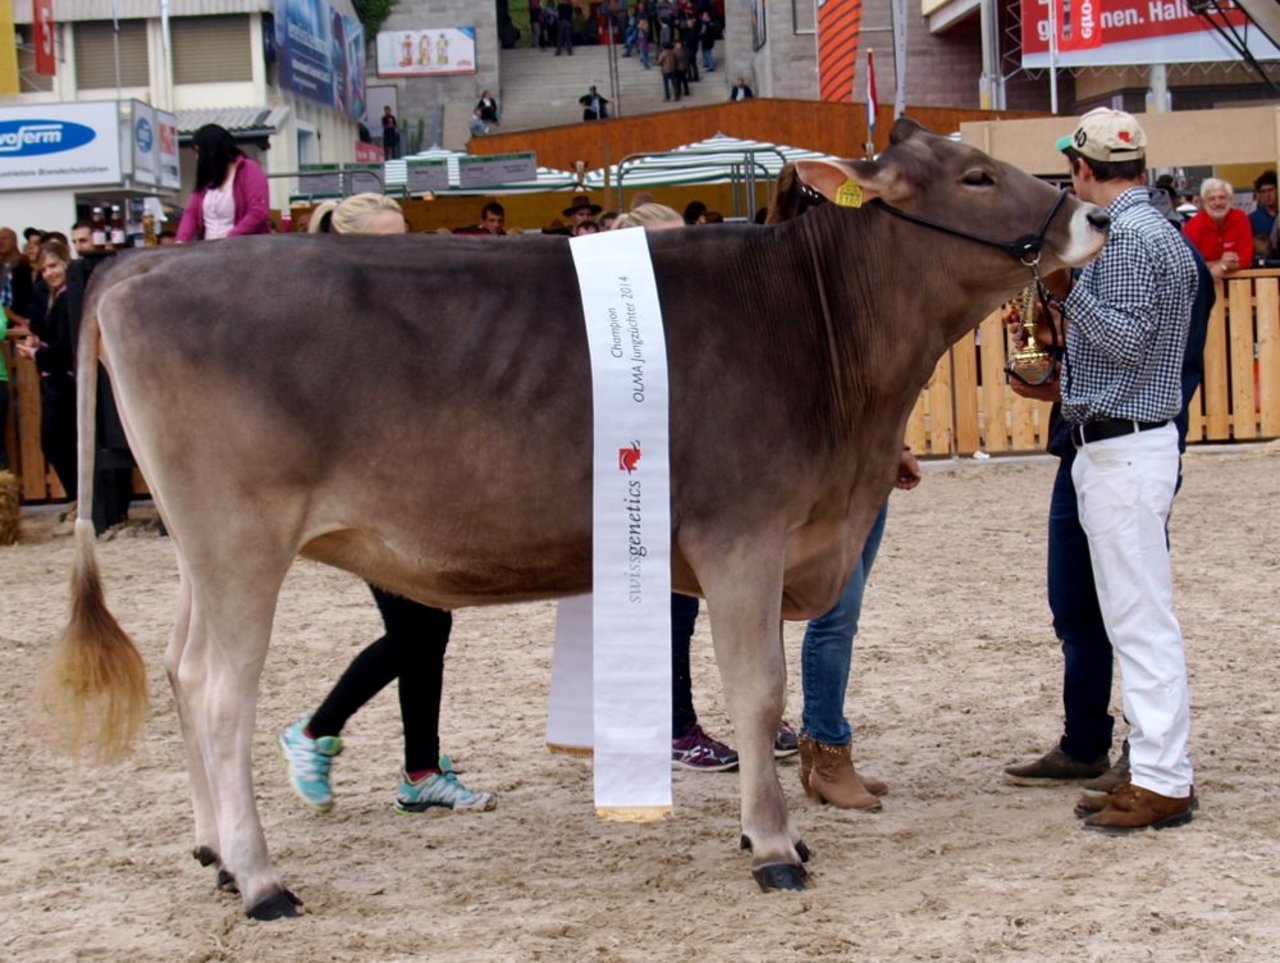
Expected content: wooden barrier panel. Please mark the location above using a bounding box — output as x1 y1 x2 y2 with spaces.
1259 277 1280 437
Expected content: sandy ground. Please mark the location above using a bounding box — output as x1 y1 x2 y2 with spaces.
1 445 1278 963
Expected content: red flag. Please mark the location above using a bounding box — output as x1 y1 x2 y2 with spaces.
866 48 878 132
34 0 56 77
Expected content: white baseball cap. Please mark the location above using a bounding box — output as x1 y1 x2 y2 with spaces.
1055 107 1147 163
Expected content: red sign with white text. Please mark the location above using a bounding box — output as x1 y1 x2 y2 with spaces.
354 141 385 163
1020 0 1278 67
34 0 56 76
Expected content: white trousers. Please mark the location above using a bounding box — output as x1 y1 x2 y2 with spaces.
1071 423 1193 798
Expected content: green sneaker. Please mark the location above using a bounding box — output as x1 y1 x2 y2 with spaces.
278 718 343 813
394 768 497 814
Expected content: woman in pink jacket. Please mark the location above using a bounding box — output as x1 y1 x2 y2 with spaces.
176 124 271 242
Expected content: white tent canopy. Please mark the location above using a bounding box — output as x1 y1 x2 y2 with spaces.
583 133 834 191
384 146 579 195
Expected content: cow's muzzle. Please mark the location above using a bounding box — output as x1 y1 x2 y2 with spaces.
1086 210 1112 231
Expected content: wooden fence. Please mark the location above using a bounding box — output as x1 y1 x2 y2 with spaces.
903 268 1280 456
4 269 1277 503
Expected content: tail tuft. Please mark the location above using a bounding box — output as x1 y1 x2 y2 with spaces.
35 518 148 764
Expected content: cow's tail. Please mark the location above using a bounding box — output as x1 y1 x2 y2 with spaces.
36 270 147 763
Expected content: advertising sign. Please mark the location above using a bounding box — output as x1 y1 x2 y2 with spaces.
0 101 121 191
298 163 342 196
1021 0 1280 67
34 0 56 76
405 159 450 194
376 27 478 77
156 109 180 190
133 102 156 185
273 0 367 121
457 152 537 189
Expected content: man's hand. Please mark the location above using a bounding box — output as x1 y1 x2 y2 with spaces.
895 448 921 491
1008 369 1061 402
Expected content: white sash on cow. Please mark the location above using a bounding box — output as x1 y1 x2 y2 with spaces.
551 228 672 821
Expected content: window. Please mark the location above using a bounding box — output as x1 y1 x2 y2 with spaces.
74 20 149 88
793 0 816 35
15 27 53 93
173 15 253 85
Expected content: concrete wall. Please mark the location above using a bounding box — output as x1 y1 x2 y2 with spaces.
376 1 500 151
723 0 989 109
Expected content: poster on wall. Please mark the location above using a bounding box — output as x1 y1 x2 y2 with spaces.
274 0 367 121
156 110 180 190
376 27 478 77
1020 0 1280 68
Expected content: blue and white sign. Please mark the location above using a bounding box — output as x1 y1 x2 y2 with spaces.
0 101 121 191
133 102 156 186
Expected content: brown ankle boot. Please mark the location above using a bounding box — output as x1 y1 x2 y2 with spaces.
799 735 882 811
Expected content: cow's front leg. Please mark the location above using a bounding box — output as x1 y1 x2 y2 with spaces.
698 538 806 892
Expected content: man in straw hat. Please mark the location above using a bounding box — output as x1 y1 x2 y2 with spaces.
1006 107 1200 833
562 194 603 230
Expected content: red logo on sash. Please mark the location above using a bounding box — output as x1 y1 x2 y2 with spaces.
618 443 641 473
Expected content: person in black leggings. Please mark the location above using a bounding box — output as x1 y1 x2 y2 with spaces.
278 194 496 815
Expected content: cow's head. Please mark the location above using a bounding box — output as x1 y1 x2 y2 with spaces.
772 117 1106 276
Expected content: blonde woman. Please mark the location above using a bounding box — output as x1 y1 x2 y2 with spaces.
280 194 496 814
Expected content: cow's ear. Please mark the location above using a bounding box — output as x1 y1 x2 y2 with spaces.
792 158 905 208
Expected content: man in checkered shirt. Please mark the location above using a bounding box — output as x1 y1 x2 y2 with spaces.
1055 108 1198 833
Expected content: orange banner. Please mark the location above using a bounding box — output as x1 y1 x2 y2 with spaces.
818 0 862 103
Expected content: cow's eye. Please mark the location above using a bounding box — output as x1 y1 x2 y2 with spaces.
961 169 996 187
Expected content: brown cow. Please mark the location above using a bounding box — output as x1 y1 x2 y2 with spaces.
44 119 1107 918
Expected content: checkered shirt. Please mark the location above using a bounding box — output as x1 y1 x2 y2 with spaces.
1061 187 1198 425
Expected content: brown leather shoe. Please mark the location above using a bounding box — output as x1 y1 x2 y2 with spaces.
1004 747 1110 786
1076 781 1198 819
798 734 883 811
1081 742 1130 795
1081 783 1195 833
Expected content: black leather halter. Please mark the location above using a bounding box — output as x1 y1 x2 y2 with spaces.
866 189 1070 268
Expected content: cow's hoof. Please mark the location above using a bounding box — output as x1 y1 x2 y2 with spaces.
216 869 239 894
192 846 218 867
246 888 303 921
740 834 810 865
753 862 808 892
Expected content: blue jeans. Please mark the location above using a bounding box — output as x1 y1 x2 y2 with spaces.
1048 448 1114 762
701 47 715 71
800 504 888 746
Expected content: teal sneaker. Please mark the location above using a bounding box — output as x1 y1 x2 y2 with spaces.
394 767 497 814
278 718 343 813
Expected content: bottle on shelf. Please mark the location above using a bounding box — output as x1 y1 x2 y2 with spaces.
109 204 126 248
90 206 107 249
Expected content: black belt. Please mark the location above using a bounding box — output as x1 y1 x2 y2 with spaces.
1070 418 1169 447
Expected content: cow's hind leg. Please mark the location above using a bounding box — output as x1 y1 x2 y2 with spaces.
180 552 299 919
693 533 806 892
162 571 234 890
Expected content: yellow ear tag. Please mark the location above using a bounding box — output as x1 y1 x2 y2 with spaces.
835 181 864 208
